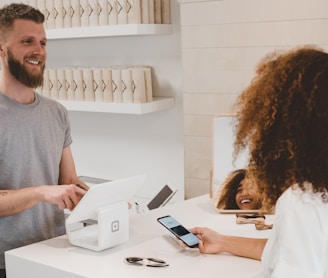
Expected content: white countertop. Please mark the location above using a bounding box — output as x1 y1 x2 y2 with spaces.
5 195 274 278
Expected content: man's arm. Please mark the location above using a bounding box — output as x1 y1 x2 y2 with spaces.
0 187 44 217
0 185 86 217
0 147 87 217
58 146 89 191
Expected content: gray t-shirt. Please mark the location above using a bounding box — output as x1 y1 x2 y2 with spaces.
0 92 72 269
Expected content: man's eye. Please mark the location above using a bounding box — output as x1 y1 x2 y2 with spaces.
22 39 32 44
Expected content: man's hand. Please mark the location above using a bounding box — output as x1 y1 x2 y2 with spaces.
38 184 87 211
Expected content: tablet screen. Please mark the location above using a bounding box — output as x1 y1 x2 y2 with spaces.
147 184 177 210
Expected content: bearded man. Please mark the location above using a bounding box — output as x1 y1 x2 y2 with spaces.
0 4 88 277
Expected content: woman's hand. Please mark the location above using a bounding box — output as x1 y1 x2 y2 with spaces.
190 227 224 254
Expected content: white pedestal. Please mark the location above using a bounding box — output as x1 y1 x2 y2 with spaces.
65 201 129 251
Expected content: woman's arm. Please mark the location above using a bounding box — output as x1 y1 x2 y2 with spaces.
190 227 267 260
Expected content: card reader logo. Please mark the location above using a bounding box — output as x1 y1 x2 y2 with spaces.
111 220 120 232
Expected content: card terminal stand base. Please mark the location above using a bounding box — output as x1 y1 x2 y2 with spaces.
66 201 129 251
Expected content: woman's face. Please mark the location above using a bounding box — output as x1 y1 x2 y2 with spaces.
235 179 260 210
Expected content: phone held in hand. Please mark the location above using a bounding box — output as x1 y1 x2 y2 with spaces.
157 215 199 248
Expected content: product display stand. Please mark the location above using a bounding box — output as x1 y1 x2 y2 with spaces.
65 201 129 251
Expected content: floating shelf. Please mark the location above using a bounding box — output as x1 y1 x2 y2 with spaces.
46 24 173 39
58 97 175 114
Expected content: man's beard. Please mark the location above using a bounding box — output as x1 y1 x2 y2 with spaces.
7 50 45 88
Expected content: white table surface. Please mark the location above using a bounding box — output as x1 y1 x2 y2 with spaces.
5 195 274 278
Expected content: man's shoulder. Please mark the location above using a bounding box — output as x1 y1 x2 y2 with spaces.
36 93 67 112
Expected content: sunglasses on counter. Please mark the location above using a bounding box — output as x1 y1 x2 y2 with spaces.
124 257 169 267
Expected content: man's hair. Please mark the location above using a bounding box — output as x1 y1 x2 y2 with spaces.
234 46 328 210
0 3 44 36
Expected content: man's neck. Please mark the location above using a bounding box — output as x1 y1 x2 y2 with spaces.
0 71 35 104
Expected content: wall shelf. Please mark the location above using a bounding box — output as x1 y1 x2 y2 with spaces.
46 24 172 39
58 97 175 114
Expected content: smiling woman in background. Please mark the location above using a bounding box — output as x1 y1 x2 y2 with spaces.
215 169 261 210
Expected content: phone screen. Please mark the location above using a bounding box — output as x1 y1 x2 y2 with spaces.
157 215 199 248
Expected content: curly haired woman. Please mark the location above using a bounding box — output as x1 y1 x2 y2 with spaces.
215 169 261 210
191 46 328 277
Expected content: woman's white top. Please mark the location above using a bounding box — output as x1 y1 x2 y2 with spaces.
254 185 328 278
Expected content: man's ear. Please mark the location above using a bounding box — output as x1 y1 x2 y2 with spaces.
0 43 5 57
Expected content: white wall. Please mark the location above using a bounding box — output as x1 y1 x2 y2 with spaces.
4 0 328 200
42 0 185 201
179 0 328 198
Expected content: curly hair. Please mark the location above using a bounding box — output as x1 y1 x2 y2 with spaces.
0 3 44 37
216 169 247 209
234 46 328 210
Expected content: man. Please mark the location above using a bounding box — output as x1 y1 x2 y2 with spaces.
0 3 88 277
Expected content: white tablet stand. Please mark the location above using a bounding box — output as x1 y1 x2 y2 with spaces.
65 174 147 251
66 201 129 251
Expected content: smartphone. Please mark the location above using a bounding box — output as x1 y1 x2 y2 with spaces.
157 215 199 248
147 184 177 210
